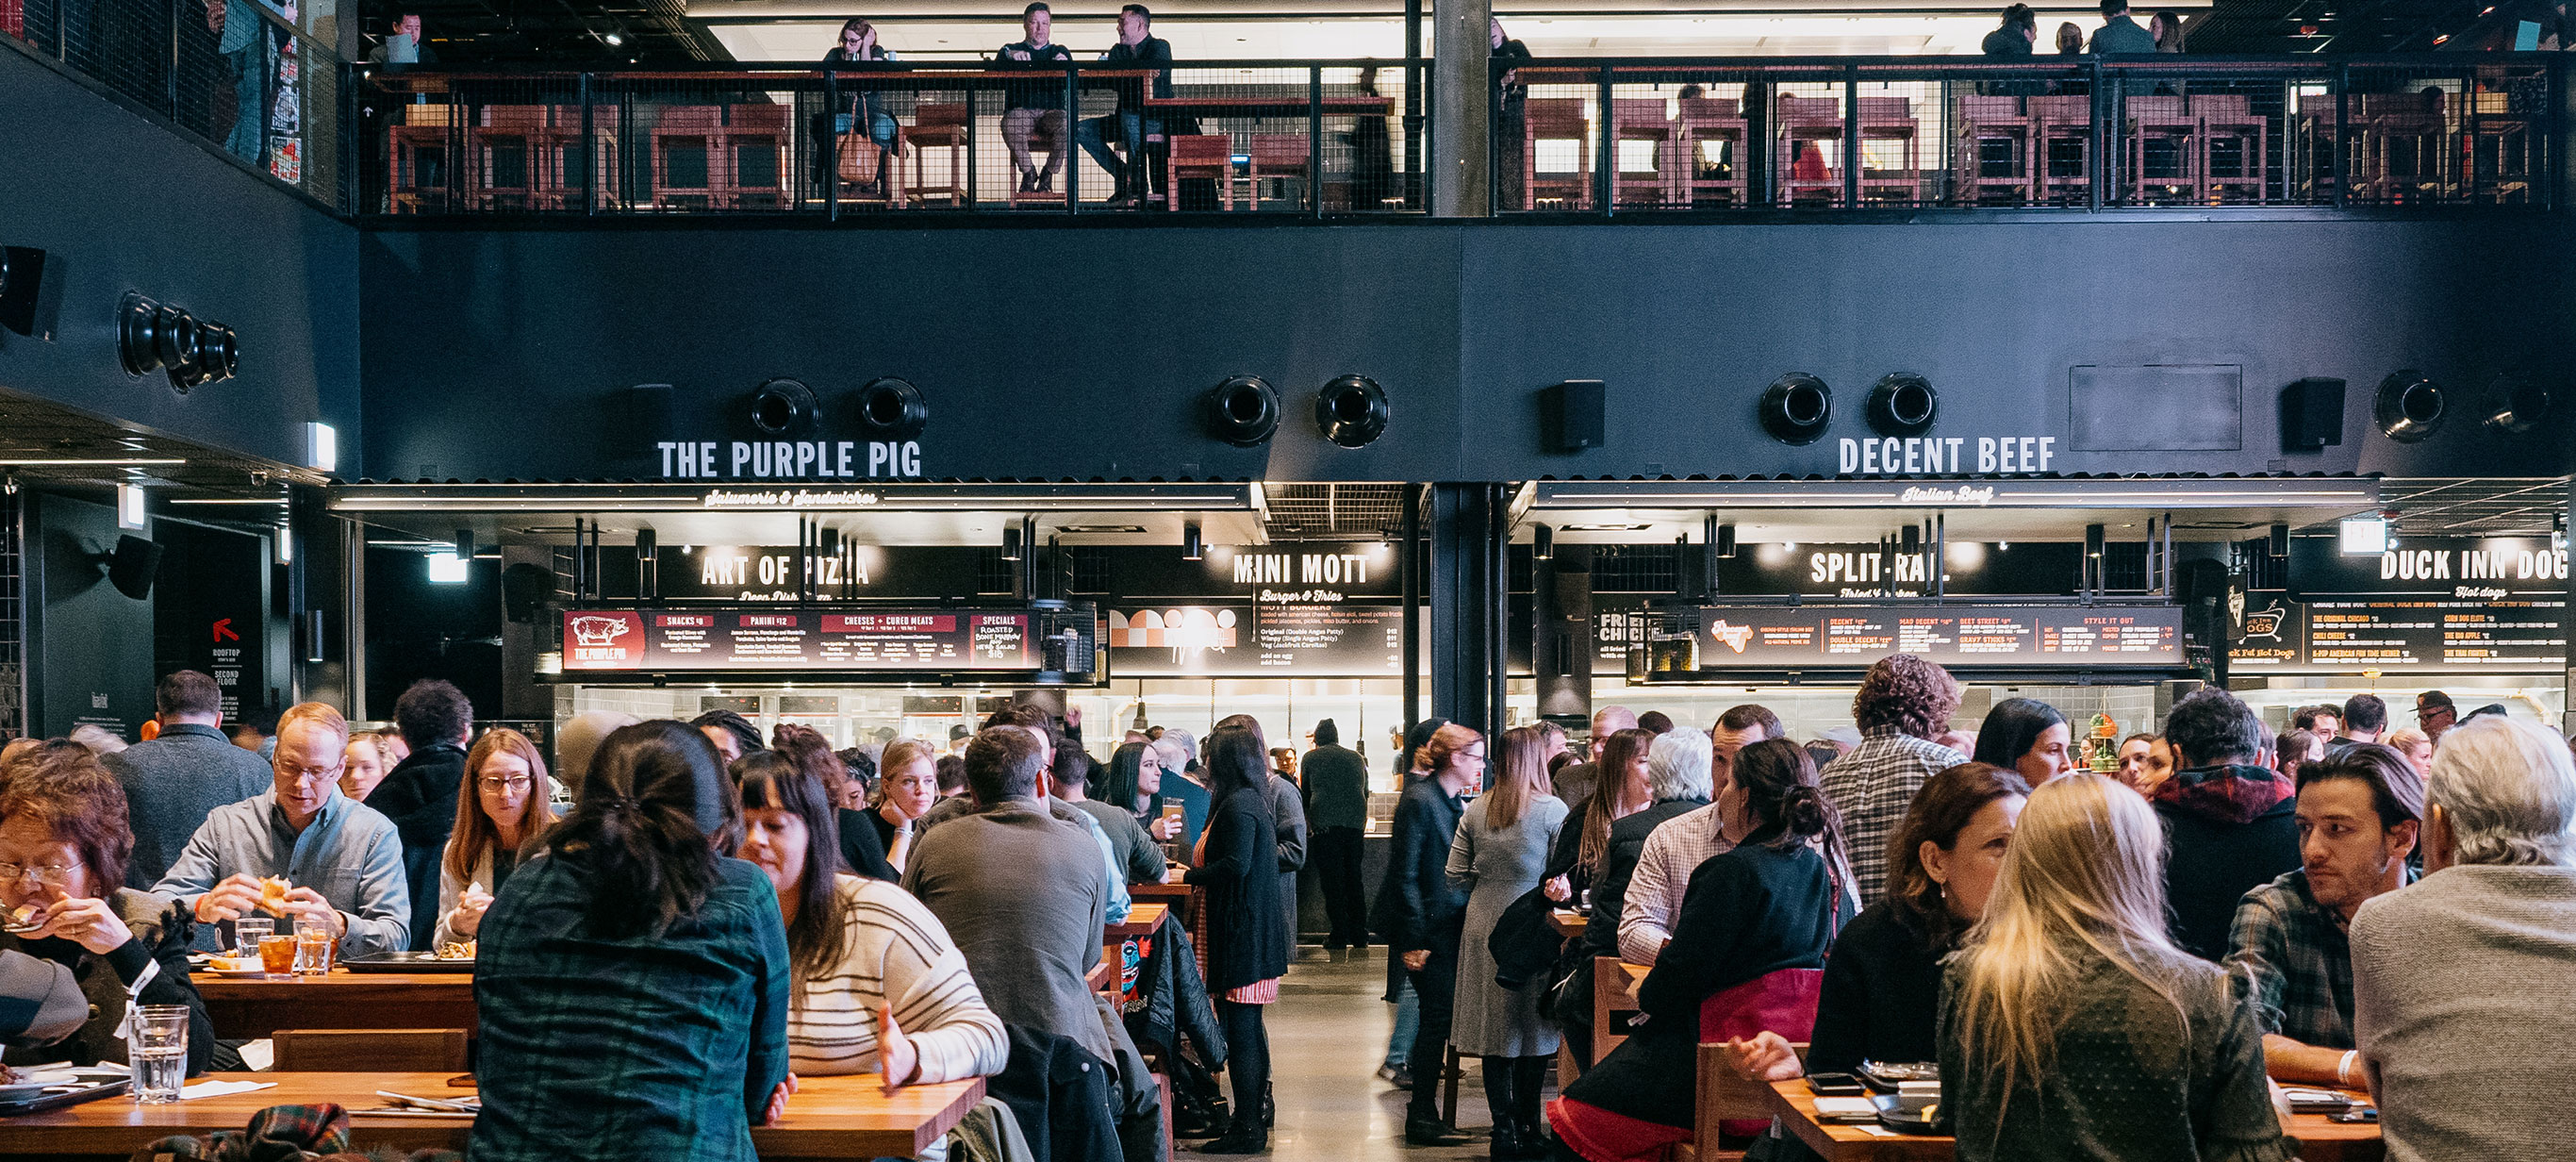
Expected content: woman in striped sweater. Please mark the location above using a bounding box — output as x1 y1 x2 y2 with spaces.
732 752 1007 1158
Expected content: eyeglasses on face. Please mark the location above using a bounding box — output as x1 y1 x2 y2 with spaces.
0 860 73 885
275 763 344 784
478 775 534 791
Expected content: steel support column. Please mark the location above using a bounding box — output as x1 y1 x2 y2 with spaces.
1428 483 1506 747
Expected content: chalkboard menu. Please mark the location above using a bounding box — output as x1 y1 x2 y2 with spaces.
563 608 1033 672
1675 604 2185 669
2230 538 2568 672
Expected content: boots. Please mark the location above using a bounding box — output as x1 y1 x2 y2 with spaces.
1200 1120 1268 1154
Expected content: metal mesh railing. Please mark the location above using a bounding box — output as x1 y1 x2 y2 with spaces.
9 0 344 206
1498 55 2562 213
358 59 1427 217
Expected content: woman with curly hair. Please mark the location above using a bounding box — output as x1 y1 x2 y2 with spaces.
1821 654 1969 905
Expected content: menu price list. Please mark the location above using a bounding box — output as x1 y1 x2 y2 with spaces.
2304 599 2566 667
1693 606 2185 668
563 609 1032 671
1251 604 1403 672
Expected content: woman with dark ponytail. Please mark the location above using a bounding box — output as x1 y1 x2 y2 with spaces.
471 720 793 1162
1547 739 1856 1162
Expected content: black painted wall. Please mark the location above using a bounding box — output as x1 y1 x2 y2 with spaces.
358 219 2576 485
0 47 359 469
26 493 156 739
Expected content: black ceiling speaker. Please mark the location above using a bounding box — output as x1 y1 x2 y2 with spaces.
1542 379 1606 452
107 534 163 601
1759 373 1833 445
2481 373 2553 434
1316 374 1389 449
853 376 928 439
2280 376 2347 451
117 292 167 374
1204 375 1281 447
501 561 554 622
749 377 817 436
1866 373 1939 436
2373 371 2446 442
0 245 45 337
114 291 234 390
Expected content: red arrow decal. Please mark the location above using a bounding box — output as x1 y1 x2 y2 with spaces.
212 618 239 643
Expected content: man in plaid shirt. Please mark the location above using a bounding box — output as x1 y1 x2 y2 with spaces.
1820 656 1968 905
2224 741 2422 1087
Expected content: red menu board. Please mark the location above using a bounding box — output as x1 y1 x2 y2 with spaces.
564 608 1032 672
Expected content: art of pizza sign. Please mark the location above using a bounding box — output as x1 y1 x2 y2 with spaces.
565 611 646 668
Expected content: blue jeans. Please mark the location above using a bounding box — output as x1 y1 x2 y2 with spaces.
836 111 900 155
1076 111 1163 192
1384 975 1419 1068
224 39 270 164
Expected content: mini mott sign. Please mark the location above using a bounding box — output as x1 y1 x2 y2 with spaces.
657 440 924 480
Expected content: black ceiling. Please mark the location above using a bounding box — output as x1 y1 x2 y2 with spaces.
390 0 731 64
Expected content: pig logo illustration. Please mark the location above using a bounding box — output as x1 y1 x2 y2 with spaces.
570 616 635 648
1709 621 1754 654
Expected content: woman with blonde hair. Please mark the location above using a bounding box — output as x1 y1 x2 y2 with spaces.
2384 727 2433 774
1446 726 1567 1158
340 731 393 801
1938 772 2288 1161
434 728 561 946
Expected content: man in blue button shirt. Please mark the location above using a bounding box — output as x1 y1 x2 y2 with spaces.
153 702 411 957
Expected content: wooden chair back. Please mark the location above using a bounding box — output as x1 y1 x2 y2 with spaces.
272 1028 470 1073
1692 1039 1808 1160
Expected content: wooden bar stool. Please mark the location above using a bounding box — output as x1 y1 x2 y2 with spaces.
721 104 791 209
649 105 726 210
1608 97 1681 207
2124 92 2197 204
1676 96 1748 207
2194 93 2268 204
1247 133 1310 208
1854 95 1921 204
467 105 547 212
1166 133 1235 210
1525 96 1592 209
904 100 971 208
1774 94 1844 206
2028 93 2092 204
1954 94 2034 204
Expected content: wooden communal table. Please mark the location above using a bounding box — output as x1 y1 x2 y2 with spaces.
1764 1081 2384 1161
0 1071 983 1161
196 971 477 1038
1104 902 1168 940
1130 881 1206 977
1550 908 1588 939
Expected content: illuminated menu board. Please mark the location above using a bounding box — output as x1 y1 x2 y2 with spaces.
563 608 1032 672
1688 605 2184 668
2229 539 2568 672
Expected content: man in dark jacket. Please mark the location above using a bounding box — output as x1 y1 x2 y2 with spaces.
2089 0 2159 52
1074 4 1175 206
2155 689 2301 961
1983 3 2038 54
106 671 274 889
1373 736 1473 1145
367 679 471 951
994 2 1076 193
1301 720 1370 950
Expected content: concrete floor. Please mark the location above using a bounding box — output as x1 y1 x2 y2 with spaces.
1175 948 1555 1162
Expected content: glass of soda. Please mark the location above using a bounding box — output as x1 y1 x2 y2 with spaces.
130 1005 190 1103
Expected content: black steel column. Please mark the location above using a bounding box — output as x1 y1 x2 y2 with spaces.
1401 484 1423 738
1428 483 1505 745
2563 476 2575 737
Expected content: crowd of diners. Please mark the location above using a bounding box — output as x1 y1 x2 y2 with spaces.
3 660 2572 1162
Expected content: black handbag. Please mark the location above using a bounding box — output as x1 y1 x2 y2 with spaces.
1487 884 1563 990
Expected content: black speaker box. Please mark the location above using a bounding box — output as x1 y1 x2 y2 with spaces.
107 535 162 601
1543 380 1606 452
0 246 44 337
501 562 555 622
2280 377 2347 451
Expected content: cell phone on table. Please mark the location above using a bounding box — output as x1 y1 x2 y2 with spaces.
1807 1072 1866 1097
2332 1106 2378 1123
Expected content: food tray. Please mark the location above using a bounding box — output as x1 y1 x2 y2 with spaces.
0 1077 131 1116
342 951 476 974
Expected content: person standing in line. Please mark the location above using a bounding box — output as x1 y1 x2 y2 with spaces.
1217 714 1307 965
1822 656 1969 905
2156 689 2302 962
105 671 272 890
2411 690 2457 747
1970 698 2074 788
994 2 1075 194
1377 722 1479 1145
1182 726 1288 1154
1550 706 1638 822
370 679 474 951
1376 717 1445 1088
1446 726 1566 1160
340 731 395 803
1619 706 1778 965
2352 715 2576 1162
1301 720 1371 951
2328 694 2386 759
1938 773 2289 1162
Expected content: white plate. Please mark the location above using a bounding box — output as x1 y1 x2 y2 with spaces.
203 965 272 977
0 1072 78 1101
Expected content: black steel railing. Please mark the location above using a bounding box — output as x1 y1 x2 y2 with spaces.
1493 55 2561 213
7 0 344 206
355 59 1428 217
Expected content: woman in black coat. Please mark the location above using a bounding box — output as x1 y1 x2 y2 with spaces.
1181 724 1286 1154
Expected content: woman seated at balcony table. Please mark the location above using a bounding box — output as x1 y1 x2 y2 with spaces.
433 728 560 947
1938 773 2290 1162
0 748 214 1076
1719 762 2030 1107
1545 739 1854 1162
816 18 903 200
471 721 791 1162
733 750 1004 1161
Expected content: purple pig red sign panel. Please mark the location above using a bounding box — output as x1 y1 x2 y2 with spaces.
564 609 1032 672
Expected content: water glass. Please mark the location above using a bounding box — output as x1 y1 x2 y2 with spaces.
129 1005 190 1104
231 917 272 961
294 916 334 975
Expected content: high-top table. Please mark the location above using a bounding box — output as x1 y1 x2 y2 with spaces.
1763 1080 2384 1160
196 971 477 1038
0 1071 983 1160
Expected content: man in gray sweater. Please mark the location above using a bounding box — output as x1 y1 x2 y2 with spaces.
105 671 274 889
2352 715 2576 1162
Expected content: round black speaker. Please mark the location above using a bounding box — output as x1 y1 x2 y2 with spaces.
1204 375 1281 446
1866 373 1939 436
197 323 239 382
1759 373 1833 445
1316 374 1389 449
117 292 164 374
2373 371 2446 442
853 377 928 439
749 377 817 436
2481 373 2552 434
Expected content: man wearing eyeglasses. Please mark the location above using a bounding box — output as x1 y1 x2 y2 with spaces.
2413 690 2458 747
151 703 410 956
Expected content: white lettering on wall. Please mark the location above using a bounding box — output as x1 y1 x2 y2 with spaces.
659 440 923 480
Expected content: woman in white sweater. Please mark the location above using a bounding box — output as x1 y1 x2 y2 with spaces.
733 750 1006 1157
434 728 559 947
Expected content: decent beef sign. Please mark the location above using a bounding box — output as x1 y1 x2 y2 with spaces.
563 609 1031 672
